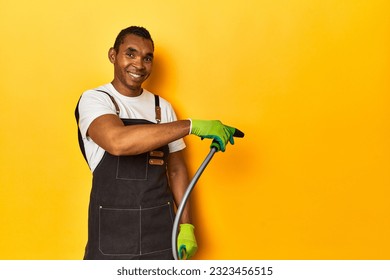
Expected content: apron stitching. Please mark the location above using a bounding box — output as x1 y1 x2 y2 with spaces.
98 203 168 211
139 205 142 255
97 248 172 256
168 202 174 222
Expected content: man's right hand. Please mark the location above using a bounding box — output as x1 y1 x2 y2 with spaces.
189 119 236 152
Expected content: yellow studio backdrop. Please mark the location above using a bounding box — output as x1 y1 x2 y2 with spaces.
0 0 389 260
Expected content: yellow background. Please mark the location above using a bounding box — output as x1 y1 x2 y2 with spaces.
0 0 389 259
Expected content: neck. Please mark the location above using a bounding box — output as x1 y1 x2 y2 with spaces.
111 81 143 97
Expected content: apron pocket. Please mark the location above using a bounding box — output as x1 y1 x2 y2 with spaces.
116 154 148 180
99 206 140 255
141 203 174 255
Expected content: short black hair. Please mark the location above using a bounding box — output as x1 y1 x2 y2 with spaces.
113 26 154 52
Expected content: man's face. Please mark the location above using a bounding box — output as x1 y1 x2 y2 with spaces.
109 34 154 96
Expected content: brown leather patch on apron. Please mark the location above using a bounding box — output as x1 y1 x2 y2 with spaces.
150 151 164 157
149 159 164 165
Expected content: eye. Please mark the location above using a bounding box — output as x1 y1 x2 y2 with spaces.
144 56 153 63
126 52 135 58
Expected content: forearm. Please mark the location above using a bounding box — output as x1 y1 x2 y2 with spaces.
114 121 190 155
172 187 192 224
168 151 192 224
88 115 191 156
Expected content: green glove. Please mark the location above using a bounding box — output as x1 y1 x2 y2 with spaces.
177 223 198 260
190 119 236 152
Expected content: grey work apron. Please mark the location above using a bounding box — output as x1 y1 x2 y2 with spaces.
75 91 175 260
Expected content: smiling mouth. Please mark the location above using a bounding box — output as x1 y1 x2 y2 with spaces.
128 72 143 79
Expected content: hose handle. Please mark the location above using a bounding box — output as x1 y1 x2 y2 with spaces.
210 128 244 151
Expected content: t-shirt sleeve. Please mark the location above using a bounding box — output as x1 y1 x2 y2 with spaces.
164 101 187 153
78 90 117 138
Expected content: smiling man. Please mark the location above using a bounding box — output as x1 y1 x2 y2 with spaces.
75 26 237 260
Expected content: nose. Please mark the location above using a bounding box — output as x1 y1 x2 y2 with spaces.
132 57 145 70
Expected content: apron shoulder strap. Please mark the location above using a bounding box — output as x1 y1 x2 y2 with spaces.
75 90 162 165
154 94 161 124
75 97 89 165
96 90 120 115
74 89 120 166
96 90 161 124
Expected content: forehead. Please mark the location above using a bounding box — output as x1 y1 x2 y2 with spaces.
119 34 154 53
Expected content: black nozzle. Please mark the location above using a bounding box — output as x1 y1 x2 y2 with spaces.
234 128 245 138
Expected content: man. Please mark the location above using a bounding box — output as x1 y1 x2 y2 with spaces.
76 26 236 260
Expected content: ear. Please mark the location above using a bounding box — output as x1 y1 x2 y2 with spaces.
108 47 116 64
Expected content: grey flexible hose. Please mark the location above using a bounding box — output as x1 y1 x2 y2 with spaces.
171 146 217 260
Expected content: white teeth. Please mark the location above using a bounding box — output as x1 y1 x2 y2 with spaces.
129 72 141 78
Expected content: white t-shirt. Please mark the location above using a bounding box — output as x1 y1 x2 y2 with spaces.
78 83 186 171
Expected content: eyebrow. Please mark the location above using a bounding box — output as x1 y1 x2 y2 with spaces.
126 47 154 58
